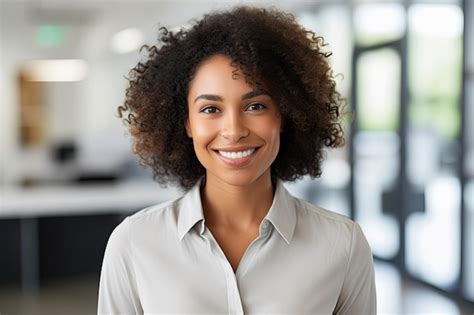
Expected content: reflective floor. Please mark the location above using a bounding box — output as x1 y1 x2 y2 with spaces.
0 261 473 314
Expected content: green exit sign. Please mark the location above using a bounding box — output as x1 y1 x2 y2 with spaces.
35 25 66 48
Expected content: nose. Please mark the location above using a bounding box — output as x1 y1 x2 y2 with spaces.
220 111 249 142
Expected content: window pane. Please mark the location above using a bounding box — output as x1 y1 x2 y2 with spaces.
357 49 401 132
354 131 400 259
405 3 463 289
354 47 402 259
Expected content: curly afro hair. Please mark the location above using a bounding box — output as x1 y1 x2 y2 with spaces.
118 5 347 191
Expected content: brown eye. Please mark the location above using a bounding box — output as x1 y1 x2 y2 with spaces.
246 103 266 111
200 106 220 114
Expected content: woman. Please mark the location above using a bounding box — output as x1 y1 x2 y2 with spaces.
98 5 376 314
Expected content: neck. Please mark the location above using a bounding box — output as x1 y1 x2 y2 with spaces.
200 171 275 231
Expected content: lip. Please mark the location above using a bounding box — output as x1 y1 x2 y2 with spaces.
213 147 260 167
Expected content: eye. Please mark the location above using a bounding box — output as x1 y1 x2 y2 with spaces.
246 103 266 111
200 106 220 114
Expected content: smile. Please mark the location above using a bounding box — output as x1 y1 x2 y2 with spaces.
213 147 260 167
218 148 255 159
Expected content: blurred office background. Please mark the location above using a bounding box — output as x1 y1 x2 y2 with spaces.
0 0 473 313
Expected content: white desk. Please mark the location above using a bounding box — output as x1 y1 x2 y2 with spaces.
0 181 182 295
0 181 182 218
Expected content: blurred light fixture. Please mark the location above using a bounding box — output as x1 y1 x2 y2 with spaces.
409 4 463 38
24 59 88 82
110 27 144 54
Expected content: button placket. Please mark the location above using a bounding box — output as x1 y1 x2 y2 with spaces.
201 222 272 314
203 229 244 315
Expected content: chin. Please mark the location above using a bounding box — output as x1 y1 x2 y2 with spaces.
209 169 269 188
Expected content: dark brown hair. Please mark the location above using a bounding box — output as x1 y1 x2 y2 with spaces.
118 5 347 190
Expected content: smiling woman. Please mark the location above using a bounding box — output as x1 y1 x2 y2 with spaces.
98 5 376 315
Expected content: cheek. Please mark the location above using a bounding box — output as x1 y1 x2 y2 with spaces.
261 119 281 154
190 121 217 149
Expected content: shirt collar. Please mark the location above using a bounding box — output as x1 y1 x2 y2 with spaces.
177 177 297 244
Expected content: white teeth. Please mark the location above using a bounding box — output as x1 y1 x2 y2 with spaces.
218 148 255 159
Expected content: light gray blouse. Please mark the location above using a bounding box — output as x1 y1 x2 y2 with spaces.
98 177 376 314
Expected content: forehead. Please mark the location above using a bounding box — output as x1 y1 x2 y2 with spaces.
188 54 253 96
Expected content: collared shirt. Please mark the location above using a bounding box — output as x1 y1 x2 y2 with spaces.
98 177 376 314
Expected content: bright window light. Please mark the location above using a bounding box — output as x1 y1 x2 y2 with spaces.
406 175 461 288
354 4 406 43
409 4 463 38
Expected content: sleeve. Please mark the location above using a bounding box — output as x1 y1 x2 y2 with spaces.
333 222 377 315
98 217 143 314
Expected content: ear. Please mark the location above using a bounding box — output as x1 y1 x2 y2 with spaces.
185 119 192 138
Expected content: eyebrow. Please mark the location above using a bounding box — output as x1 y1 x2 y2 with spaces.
193 89 269 104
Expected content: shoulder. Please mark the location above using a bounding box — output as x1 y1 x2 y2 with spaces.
292 197 370 255
108 194 185 245
294 196 355 230
129 195 182 222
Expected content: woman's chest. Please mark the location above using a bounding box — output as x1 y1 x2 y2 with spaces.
132 233 345 314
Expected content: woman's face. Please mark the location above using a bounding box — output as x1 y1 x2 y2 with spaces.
186 54 282 187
